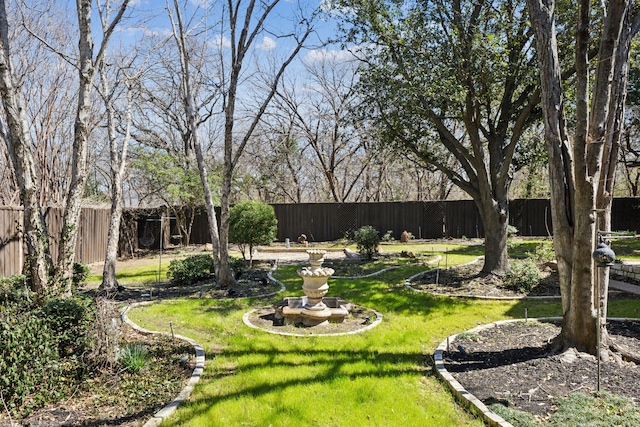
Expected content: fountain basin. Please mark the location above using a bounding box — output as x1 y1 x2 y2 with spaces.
277 296 351 326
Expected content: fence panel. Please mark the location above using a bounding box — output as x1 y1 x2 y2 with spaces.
0 207 23 276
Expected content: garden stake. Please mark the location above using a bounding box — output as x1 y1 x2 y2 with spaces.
170 322 175 340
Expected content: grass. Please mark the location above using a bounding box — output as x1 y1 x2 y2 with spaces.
489 391 640 426
122 240 640 426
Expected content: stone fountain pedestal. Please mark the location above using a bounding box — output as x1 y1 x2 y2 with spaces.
279 249 350 327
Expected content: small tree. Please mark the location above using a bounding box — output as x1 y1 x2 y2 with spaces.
229 201 277 267
354 225 380 260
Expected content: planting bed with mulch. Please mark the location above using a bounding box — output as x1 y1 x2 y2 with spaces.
2 304 194 427
445 319 640 422
409 258 562 298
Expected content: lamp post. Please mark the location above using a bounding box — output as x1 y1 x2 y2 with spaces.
592 236 615 392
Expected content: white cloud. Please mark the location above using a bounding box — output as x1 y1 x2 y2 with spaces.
210 34 232 49
256 36 277 51
304 48 356 64
118 25 172 39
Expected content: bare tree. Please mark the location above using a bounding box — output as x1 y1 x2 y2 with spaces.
168 0 314 285
166 0 224 275
275 51 372 203
527 0 640 357
97 50 138 292
53 0 130 296
0 0 49 295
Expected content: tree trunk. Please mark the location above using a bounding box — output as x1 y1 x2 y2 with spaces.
528 0 637 357
55 0 95 296
0 0 50 297
100 77 133 293
216 154 236 287
477 199 509 276
57 0 129 296
169 0 222 277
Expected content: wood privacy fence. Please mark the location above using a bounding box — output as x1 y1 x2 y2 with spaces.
2 198 640 276
0 206 111 276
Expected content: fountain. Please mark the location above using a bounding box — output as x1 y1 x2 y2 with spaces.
278 249 350 327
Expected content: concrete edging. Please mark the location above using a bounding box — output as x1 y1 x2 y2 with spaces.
242 307 383 337
121 303 206 427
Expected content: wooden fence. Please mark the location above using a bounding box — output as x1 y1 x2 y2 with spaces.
2 198 640 277
0 206 111 276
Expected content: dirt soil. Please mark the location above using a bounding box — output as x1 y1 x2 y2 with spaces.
420 261 640 422
410 258 563 298
445 320 640 422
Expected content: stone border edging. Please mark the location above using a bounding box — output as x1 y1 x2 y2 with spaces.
331 255 442 279
404 257 562 300
120 303 206 427
434 317 560 427
242 308 383 337
433 316 640 427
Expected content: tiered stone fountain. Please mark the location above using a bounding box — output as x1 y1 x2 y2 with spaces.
278 249 350 327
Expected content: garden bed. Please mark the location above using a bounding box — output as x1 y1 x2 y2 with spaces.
3 304 194 426
445 319 640 423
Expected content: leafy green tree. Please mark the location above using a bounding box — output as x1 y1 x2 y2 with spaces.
131 148 219 245
331 0 545 275
229 201 278 266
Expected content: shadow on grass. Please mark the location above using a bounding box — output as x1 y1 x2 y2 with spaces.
175 346 433 423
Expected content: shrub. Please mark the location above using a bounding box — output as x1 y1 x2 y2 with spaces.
119 343 149 373
229 257 246 275
229 200 277 264
167 254 215 286
40 297 95 357
381 230 395 242
72 262 90 290
503 259 540 293
0 274 31 306
400 230 413 243
0 308 62 415
354 225 380 260
529 241 555 263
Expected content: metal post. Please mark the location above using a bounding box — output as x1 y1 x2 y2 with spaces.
596 269 600 392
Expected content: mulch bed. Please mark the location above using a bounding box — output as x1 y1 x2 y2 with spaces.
409 258 562 298
86 265 282 303
2 303 194 427
445 320 640 421
419 260 640 422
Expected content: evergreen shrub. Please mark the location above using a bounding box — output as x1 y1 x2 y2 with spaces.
167 254 215 286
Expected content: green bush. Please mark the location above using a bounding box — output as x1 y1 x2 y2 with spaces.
40 297 95 357
0 308 62 415
229 257 246 275
529 241 555 263
229 200 277 263
354 225 380 260
167 254 215 286
72 262 90 290
119 343 150 373
503 259 541 293
0 274 31 306
381 230 395 242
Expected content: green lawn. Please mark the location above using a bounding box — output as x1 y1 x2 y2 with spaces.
123 241 639 426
